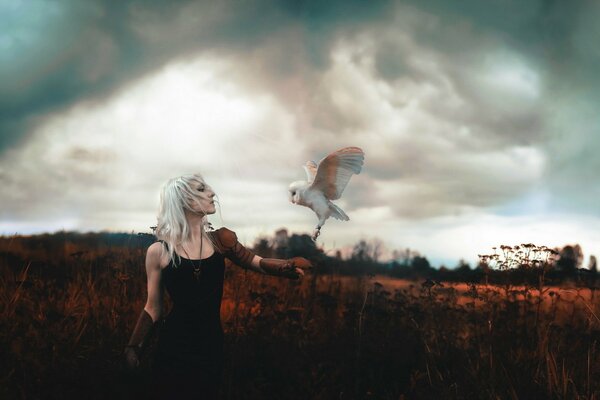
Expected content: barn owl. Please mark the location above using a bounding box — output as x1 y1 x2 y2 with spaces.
288 147 365 240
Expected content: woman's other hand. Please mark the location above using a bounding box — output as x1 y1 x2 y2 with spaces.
124 346 140 370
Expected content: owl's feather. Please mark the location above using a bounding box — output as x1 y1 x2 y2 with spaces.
303 161 318 183
309 147 364 200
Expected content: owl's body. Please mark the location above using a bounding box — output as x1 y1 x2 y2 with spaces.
288 147 364 240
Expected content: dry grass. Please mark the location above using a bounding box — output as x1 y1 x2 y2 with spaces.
1 235 600 399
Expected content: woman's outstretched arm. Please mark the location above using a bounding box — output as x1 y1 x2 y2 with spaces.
256 255 311 279
214 227 312 279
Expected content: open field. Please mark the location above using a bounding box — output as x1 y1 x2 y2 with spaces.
2 236 600 399
365 275 600 321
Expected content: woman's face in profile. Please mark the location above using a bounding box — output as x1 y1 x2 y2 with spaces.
190 180 216 215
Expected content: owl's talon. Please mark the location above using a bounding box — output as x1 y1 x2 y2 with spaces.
312 228 321 241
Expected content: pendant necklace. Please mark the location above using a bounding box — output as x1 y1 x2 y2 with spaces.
183 234 203 282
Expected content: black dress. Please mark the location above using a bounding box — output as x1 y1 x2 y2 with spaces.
151 244 226 400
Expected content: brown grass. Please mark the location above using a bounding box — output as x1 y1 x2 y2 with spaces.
1 235 600 399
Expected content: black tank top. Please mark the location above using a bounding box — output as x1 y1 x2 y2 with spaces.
162 251 225 320
154 242 226 369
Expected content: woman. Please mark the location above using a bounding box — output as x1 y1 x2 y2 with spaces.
124 173 312 399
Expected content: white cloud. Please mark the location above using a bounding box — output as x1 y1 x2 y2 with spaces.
0 55 306 235
304 32 548 220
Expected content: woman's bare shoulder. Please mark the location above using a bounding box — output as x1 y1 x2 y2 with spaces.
147 241 170 269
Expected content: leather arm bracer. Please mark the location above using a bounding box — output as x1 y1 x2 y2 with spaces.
210 227 257 270
124 308 160 368
259 257 312 279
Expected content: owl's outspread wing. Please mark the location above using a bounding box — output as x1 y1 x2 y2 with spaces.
309 147 364 200
303 161 318 183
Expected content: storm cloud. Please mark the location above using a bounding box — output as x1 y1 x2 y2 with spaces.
1 0 599 265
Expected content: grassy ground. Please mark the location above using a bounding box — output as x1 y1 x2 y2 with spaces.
2 236 600 399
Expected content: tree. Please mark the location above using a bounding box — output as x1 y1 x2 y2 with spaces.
589 255 598 274
253 237 274 258
456 259 471 272
351 240 371 262
273 228 289 258
370 238 385 263
286 234 320 258
556 244 584 273
392 248 419 267
411 256 431 272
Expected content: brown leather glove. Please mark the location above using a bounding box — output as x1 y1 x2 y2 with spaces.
259 257 313 279
124 309 159 370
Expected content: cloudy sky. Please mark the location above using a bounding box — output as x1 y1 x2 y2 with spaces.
1 0 599 267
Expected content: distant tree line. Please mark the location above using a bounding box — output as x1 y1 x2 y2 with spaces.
0 229 597 286
250 229 599 286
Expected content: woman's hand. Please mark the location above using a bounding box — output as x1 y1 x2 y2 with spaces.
279 266 304 280
280 257 313 280
259 257 313 279
124 346 140 370
289 257 312 270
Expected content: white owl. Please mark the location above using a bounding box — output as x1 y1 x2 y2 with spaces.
288 147 365 240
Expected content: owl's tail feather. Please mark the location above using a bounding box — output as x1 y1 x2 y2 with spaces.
328 202 349 221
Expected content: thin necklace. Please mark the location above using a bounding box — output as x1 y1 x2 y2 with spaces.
182 234 203 282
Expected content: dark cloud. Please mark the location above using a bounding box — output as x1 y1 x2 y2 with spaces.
0 0 392 152
2 0 599 229
396 0 600 210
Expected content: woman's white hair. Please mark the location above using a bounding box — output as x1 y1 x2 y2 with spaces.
155 173 219 267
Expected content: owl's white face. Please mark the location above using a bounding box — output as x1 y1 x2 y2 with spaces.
288 188 298 204
288 181 304 204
